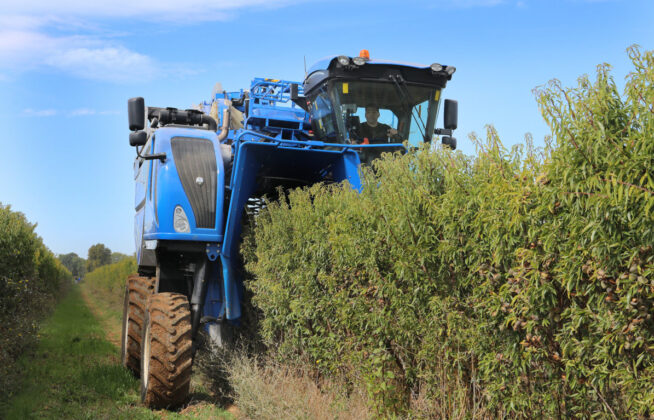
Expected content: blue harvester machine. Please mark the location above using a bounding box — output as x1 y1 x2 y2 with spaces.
122 51 458 408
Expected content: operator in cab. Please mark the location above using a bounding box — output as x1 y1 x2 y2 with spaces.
359 106 399 143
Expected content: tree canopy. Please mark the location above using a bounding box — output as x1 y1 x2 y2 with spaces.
111 252 131 264
58 253 86 278
86 244 112 273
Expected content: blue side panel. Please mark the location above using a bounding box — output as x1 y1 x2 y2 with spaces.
135 212 145 263
219 139 362 320
134 154 151 263
203 273 225 321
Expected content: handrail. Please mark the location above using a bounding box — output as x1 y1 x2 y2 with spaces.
249 79 304 104
232 130 406 152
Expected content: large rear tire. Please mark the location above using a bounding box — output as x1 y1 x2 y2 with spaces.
141 293 193 409
120 274 156 376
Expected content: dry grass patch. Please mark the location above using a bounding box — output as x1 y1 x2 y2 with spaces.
197 346 369 420
228 355 369 420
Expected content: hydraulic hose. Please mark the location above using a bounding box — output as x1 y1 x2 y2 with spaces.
190 259 209 341
217 99 232 141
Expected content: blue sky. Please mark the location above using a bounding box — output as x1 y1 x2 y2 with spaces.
0 0 652 258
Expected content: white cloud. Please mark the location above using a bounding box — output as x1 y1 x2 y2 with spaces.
69 108 120 116
46 46 157 83
0 29 159 83
458 0 505 5
23 108 57 117
69 108 96 116
0 15 166 83
433 0 506 6
425 0 507 9
0 0 302 82
21 108 122 117
1 0 298 23
0 29 61 68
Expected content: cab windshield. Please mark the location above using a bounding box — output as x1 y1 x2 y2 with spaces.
307 80 441 146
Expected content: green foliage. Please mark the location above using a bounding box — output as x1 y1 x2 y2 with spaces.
4 285 233 419
243 47 654 418
111 251 131 264
86 243 112 272
85 257 137 294
58 252 86 278
0 203 71 408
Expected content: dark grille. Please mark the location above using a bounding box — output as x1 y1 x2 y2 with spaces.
171 137 217 229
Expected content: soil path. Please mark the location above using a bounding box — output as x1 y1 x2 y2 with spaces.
79 286 123 348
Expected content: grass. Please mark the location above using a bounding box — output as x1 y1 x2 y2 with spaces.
1 285 232 420
12 263 370 419
79 279 124 348
78 279 235 416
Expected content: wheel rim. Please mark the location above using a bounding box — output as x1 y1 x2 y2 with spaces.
142 318 151 392
122 308 130 358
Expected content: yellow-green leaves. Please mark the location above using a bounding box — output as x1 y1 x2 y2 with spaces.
244 47 654 418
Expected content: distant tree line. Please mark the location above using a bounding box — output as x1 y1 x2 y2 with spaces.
58 244 131 278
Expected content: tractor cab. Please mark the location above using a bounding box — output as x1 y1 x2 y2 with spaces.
296 51 458 157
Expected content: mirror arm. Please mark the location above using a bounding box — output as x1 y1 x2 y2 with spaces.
434 128 453 136
290 83 310 112
143 153 167 162
136 144 167 162
291 97 310 112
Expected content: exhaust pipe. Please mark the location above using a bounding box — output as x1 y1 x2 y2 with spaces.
147 107 217 131
217 99 232 141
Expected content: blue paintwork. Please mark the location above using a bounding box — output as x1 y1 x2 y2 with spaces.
206 243 220 262
134 76 412 327
204 270 225 320
219 78 310 142
134 162 148 264
134 126 226 263
219 132 362 319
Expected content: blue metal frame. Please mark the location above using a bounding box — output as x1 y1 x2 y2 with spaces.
219 130 366 319
134 77 409 326
245 78 310 141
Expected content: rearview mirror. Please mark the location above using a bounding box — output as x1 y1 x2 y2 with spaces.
444 99 458 130
128 97 145 131
442 136 457 150
129 131 147 147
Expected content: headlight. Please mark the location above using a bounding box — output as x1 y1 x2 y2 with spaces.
337 55 350 66
445 66 456 76
430 63 443 72
352 56 366 66
173 205 191 233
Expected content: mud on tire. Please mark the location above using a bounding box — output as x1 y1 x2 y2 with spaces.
121 274 156 376
140 293 193 409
